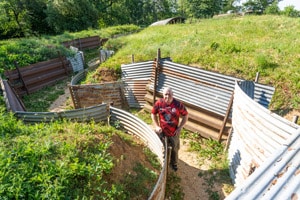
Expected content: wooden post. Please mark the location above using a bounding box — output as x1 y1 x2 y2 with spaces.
255 72 260 83
58 51 68 75
14 61 29 95
153 48 161 104
218 91 234 142
131 54 134 63
293 115 299 124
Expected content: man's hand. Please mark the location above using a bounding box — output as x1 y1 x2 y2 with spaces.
155 126 162 134
174 127 182 136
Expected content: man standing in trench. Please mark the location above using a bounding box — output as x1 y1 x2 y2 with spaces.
151 87 188 171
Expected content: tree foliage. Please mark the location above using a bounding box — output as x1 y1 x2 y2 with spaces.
0 0 299 39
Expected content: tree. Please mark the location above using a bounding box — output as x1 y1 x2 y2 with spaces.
0 0 29 38
186 0 223 18
242 0 283 14
281 5 300 17
46 0 101 33
264 0 280 14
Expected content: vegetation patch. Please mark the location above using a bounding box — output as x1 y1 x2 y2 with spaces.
0 112 159 199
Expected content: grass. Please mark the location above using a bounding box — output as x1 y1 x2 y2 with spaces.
98 15 300 111
1 15 299 199
22 79 73 112
0 115 116 199
0 108 160 199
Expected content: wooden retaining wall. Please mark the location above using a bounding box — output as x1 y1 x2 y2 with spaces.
69 81 128 109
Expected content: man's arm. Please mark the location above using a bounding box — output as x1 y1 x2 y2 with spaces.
151 113 162 133
174 113 189 135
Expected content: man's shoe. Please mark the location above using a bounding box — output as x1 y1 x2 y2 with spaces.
172 164 178 172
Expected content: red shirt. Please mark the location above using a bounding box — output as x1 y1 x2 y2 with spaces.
152 98 188 137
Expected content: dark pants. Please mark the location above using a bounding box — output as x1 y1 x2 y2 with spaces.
160 132 180 166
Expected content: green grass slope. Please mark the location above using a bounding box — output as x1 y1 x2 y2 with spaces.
99 15 300 112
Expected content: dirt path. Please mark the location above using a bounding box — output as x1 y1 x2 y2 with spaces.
49 87 71 112
177 139 209 199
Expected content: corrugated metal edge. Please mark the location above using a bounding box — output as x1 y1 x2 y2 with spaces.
109 106 167 199
14 104 108 123
226 81 300 199
226 130 300 200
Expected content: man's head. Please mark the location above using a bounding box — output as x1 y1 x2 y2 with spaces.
163 87 173 104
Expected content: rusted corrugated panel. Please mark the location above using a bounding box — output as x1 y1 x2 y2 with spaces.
0 78 26 112
4 57 73 96
227 81 299 190
62 36 101 50
69 81 126 109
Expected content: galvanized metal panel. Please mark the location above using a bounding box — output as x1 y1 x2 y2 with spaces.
110 106 164 161
70 70 86 86
159 61 275 115
227 82 299 199
15 104 108 123
121 60 275 115
226 130 300 200
68 51 84 72
121 61 154 108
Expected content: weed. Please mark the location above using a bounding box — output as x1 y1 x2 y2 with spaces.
22 79 71 112
120 162 158 199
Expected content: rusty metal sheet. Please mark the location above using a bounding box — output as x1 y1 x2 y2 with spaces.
4 57 72 96
0 78 26 112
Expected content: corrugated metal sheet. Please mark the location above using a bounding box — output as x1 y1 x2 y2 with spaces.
226 81 299 198
68 51 84 72
62 36 101 50
109 106 166 200
0 78 26 112
110 106 163 161
226 130 300 200
4 56 73 97
154 60 275 116
122 60 274 116
150 17 185 26
14 104 108 123
70 70 86 86
121 61 154 108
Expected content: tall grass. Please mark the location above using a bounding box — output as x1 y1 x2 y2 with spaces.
100 15 300 111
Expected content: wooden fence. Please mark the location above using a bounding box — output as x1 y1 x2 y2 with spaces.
4 56 72 97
